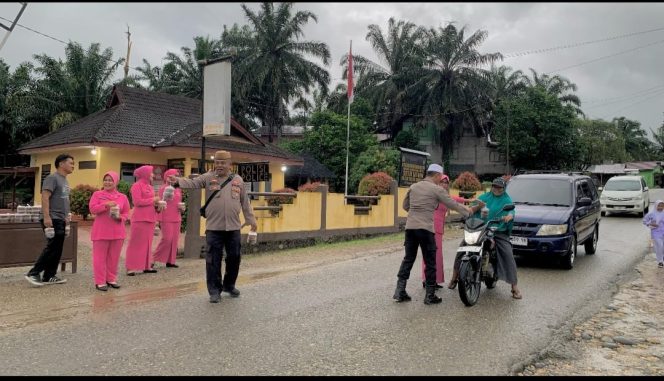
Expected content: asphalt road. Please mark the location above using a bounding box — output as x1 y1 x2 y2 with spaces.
1 191 657 376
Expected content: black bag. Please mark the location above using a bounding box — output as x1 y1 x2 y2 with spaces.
200 174 234 218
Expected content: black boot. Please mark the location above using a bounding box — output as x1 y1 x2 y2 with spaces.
393 279 411 302
424 284 442 305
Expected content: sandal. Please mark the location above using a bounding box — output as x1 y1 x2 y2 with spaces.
447 279 458 290
511 289 523 299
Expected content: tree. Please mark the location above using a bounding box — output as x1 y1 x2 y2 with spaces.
283 110 377 192
417 24 502 163
612 116 654 161
341 18 427 137
349 146 400 192
224 2 331 142
575 118 629 167
492 86 581 170
524 68 583 115
393 129 419 150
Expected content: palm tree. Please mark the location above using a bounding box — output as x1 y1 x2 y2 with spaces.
17 42 123 133
223 2 331 142
524 68 583 115
416 24 502 162
481 65 527 138
340 17 427 137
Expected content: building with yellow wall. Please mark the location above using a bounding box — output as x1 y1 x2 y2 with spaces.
18 86 302 196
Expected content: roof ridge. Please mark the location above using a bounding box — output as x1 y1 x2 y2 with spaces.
94 104 124 142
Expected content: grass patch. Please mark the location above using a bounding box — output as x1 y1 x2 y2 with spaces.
261 232 404 257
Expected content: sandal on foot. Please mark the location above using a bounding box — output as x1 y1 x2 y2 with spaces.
511 290 523 299
447 280 458 290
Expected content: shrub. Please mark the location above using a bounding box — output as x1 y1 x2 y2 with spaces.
298 182 321 192
267 187 297 206
451 172 482 192
70 184 99 220
358 172 393 196
117 180 132 206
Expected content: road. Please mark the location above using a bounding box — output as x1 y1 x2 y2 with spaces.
0 191 657 375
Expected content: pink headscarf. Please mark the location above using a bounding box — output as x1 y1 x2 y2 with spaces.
99 171 123 201
163 168 179 181
133 165 153 184
440 174 450 183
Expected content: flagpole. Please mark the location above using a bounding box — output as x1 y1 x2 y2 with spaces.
344 40 352 201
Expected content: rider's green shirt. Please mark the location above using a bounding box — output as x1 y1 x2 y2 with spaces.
473 191 515 234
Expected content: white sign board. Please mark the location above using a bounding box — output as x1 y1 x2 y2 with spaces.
203 61 231 136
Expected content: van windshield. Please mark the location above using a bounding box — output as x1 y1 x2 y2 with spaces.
603 180 641 191
506 178 571 207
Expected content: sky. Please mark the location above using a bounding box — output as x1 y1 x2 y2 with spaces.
2 2 664 138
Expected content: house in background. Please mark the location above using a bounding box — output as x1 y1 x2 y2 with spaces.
283 152 336 190
18 85 303 198
256 124 311 144
586 161 662 188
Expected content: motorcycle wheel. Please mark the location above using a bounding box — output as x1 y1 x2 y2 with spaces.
458 261 481 306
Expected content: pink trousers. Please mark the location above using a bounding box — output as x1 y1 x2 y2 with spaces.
92 239 124 285
153 221 180 265
125 221 155 271
421 232 445 284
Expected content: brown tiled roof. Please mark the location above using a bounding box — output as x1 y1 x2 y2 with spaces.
19 85 301 163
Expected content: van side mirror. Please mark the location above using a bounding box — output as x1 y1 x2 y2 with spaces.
502 204 515 211
644 187 649 191
578 197 592 207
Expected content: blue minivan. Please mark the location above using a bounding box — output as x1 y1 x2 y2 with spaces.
506 173 601 270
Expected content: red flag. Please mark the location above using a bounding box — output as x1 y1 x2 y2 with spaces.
347 41 354 104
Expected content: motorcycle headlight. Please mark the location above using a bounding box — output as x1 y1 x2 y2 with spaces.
464 230 482 245
536 224 568 236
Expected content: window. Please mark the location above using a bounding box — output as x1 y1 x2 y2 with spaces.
577 181 591 200
120 162 143 184
40 164 51 191
78 160 97 170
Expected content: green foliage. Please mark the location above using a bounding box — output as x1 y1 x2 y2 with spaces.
286 110 378 192
451 171 482 192
358 172 394 196
612 116 657 161
348 146 400 193
180 189 188 233
297 182 321 192
70 184 99 220
575 118 629 167
116 180 132 207
393 129 419 150
493 86 581 171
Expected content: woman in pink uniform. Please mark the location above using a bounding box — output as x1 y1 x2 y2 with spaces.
153 169 185 268
421 174 468 288
125 165 160 276
89 171 130 291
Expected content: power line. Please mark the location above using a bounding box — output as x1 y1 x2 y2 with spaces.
583 85 664 110
503 25 664 58
546 37 664 74
599 88 664 119
582 83 664 104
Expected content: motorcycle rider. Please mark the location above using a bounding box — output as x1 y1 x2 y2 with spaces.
448 177 522 299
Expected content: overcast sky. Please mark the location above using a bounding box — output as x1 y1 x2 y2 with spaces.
2 2 664 137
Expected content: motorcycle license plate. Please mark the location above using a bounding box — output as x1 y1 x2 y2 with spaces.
510 236 528 246
457 246 482 252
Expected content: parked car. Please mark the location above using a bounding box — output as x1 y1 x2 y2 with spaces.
506 173 601 270
599 175 650 217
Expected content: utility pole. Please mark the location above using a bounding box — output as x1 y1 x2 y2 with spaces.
0 3 28 53
506 108 511 175
124 25 132 80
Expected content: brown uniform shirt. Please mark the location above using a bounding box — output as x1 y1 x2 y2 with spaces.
177 171 257 231
403 178 470 233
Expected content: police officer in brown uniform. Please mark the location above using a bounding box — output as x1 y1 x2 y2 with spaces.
169 150 257 303
394 164 485 305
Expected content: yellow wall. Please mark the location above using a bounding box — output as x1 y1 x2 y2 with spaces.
326 192 394 230
397 187 408 218
32 147 286 201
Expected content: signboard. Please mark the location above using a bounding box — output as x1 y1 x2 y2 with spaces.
202 61 232 137
237 162 270 183
398 147 429 187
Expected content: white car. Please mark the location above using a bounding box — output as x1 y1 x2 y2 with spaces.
600 175 650 217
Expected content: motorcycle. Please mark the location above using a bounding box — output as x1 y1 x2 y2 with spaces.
457 204 515 307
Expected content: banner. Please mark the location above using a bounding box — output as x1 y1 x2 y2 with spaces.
203 61 232 136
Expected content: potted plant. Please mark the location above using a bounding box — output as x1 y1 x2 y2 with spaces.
452 172 482 199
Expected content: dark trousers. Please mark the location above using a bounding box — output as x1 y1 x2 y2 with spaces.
397 229 437 285
28 219 66 281
205 230 241 296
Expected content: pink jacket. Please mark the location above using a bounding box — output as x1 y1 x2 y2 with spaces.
89 171 130 240
130 165 157 223
156 168 182 223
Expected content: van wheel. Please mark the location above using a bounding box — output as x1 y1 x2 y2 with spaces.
584 226 598 255
601 211 606 217
561 236 576 270
644 203 649 214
